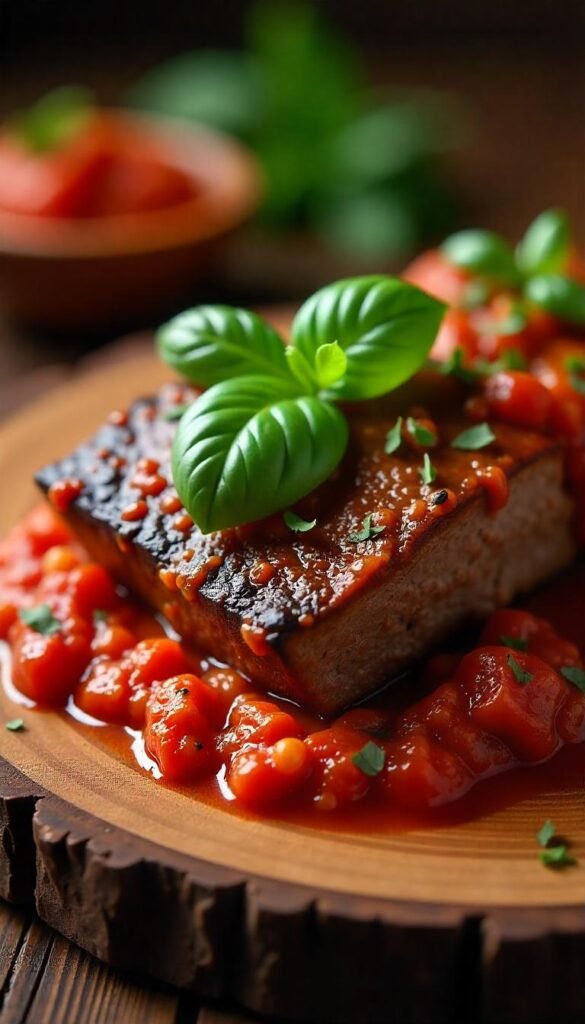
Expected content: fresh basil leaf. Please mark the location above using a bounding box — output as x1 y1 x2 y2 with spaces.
9 85 94 153
406 416 437 447
127 51 264 139
442 230 520 287
450 423 495 451
157 307 291 388
560 666 585 694
285 346 318 393
507 653 533 684
418 452 437 485
516 209 569 276
291 276 445 401
314 342 348 388
524 274 585 326
500 634 528 652
352 740 385 776
283 510 317 533
348 513 385 543
537 819 556 847
172 376 348 533
385 416 403 454
19 604 60 636
565 355 585 375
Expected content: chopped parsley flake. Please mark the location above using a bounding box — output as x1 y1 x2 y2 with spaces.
500 634 528 652
406 417 437 447
507 653 533 684
537 819 556 848
560 665 585 694
348 513 385 543
5 718 25 732
283 510 317 533
352 741 386 777
539 845 575 868
536 819 575 868
418 452 437 485
385 416 403 454
450 422 495 451
19 604 60 636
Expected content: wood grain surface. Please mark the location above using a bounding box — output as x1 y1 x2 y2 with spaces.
1 349 585 1023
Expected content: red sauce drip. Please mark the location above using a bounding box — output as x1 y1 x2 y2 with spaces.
48 478 84 512
121 499 148 522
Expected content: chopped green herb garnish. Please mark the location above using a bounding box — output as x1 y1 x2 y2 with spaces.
164 405 189 421
500 634 528 652
348 513 385 543
479 309 527 338
19 604 60 636
560 665 585 694
385 416 403 454
5 718 25 732
283 510 317 533
450 422 495 451
93 609 109 625
418 452 437 485
536 819 575 868
406 416 437 447
537 819 556 848
539 845 575 867
507 653 533 684
351 741 385 777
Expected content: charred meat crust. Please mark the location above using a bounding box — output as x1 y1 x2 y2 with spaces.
35 378 576 712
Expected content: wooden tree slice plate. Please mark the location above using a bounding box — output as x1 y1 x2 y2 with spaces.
1 348 585 1023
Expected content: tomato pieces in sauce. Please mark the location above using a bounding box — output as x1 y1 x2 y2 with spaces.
1 507 584 823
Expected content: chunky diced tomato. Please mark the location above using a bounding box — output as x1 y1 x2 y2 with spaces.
12 621 92 706
484 371 553 431
91 623 137 659
219 697 304 757
305 726 373 810
457 647 566 762
228 738 314 807
20 505 72 555
403 249 469 305
76 638 191 727
416 681 513 776
202 666 250 719
381 732 472 808
480 609 583 672
145 676 217 783
67 564 119 618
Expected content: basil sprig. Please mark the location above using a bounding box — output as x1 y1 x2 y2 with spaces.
442 209 585 327
160 276 445 533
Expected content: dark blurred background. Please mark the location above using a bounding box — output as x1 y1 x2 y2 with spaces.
0 0 583 413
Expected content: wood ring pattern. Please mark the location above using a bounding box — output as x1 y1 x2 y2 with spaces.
1 347 585 1023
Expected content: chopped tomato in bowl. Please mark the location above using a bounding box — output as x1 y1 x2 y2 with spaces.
0 88 260 328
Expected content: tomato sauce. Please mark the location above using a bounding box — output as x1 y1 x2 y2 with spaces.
1 505 584 830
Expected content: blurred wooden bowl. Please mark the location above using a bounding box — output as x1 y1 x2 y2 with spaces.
0 111 262 331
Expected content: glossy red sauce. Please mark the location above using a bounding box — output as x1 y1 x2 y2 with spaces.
1 505 584 830
2 248 585 830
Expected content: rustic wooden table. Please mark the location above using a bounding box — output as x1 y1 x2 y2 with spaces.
0 902 260 1024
